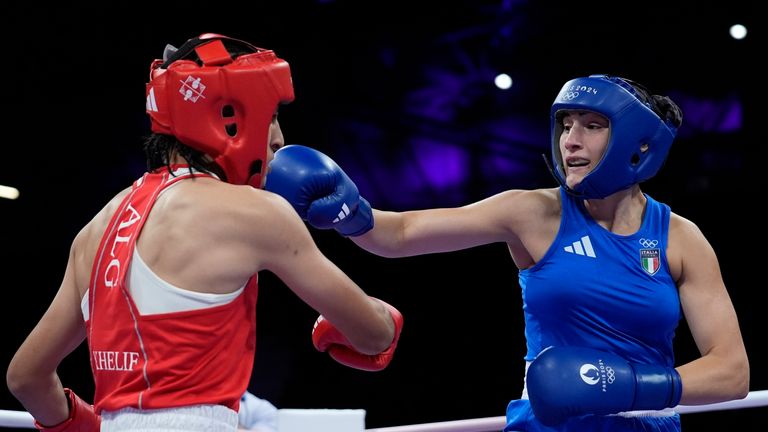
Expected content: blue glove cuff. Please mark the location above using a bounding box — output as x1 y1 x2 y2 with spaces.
337 197 374 237
632 363 683 410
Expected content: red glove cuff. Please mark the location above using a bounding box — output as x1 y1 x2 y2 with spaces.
312 315 352 352
312 299 403 372
34 388 101 432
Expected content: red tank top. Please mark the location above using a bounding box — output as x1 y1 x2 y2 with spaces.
86 166 258 413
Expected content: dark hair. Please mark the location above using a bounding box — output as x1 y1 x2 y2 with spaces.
142 133 226 179
623 78 683 128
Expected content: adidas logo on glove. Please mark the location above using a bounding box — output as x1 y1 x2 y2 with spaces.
333 203 351 223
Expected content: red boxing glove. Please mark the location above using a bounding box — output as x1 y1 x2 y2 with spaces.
35 388 101 432
312 300 403 371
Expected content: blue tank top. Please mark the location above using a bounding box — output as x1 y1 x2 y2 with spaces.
519 188 681 367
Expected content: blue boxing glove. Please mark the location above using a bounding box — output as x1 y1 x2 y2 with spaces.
264 145 373 236
526 346 682 426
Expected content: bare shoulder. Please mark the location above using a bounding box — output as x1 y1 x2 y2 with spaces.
184 182 311 252
522 187 560 212
197 182 302 232
76 186 133 248
669 212 707 244
480 187 558 209
489 187 560 223
212 185 317 272
71 186 133 294
667 211 716 282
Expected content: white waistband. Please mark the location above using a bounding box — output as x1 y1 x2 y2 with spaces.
101 405 239 431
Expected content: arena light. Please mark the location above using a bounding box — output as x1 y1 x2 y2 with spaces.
0 185 20 200
729 24 747 40
494 73 513 90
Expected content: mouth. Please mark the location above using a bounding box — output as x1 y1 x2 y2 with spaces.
565 157 590 173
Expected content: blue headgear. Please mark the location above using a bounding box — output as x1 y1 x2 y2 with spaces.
549 75 680 199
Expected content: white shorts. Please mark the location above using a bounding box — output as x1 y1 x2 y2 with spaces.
101 404 239 431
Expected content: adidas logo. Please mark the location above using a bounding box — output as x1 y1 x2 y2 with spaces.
146 87 158 112
564 235 596 258
333 203 350 223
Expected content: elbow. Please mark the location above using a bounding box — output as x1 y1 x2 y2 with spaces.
354 307 399 355
347 298 402 355
6 361 31 401
372 324 397 354
733 358 750 400
353 322 395 355
377 250 405 259
735 384 750 401
358 243 404 259
6 353 49 401
718 354 750 401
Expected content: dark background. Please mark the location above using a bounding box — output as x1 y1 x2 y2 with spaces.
1 0 764 430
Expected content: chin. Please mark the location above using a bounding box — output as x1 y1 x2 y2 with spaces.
565 177 582 190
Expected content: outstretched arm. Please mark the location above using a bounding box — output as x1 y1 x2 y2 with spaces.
669 214 749 404
265 144 542 259
352 198 522 258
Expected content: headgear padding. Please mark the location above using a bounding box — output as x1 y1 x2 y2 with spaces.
146 33 295 188
550 75 679 199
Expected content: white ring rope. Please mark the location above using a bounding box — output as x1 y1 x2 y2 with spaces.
364 390 768 432
1 390 766 430
0 409 34 429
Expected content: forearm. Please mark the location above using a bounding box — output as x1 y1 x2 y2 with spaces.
350 209 408 257
677 351 749 405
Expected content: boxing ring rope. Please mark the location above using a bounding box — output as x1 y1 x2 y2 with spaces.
365 390 768 432
0 409 34 429
1 390 766 430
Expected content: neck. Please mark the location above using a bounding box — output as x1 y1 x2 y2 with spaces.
582 185 646 234
170 153 188 165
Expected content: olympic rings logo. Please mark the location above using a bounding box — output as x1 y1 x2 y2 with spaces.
605 366 616 384
562 91 580 101
639 238 658 248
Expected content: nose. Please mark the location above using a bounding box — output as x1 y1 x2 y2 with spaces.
269 124 285 153
562 126 583 152
271 139 285 153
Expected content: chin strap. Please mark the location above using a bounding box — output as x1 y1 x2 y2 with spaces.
541 154 583 198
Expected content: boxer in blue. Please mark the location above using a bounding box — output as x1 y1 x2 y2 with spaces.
264 75 749 431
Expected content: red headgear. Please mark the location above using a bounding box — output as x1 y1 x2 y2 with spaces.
146 33 295 187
